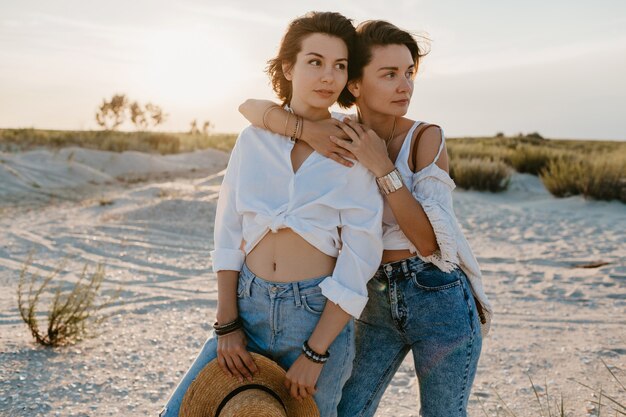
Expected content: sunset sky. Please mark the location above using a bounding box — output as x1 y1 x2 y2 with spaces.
1 0 625 140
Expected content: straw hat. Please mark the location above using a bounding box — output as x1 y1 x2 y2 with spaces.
179 352 320 417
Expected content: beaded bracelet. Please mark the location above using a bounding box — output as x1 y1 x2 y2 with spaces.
296 115 304 141
290 115 300 143
302 340 330 364
213 317 243 336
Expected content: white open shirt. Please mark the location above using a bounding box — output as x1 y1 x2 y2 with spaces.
210 123 383 318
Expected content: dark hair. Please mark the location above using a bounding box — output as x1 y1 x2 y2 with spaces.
343 20 429 106
266 11 356 108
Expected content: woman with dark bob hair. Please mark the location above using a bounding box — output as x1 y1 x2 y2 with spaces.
159 12 383 417
240 19 493 417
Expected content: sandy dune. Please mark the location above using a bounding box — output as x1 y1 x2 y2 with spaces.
0 148 624 416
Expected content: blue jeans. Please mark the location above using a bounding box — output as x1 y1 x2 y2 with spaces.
338 256 482 417
160 263 355 417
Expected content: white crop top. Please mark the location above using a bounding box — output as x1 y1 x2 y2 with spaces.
210 123 383 318
383 121 493 334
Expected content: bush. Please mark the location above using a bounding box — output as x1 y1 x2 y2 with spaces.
526 132 544 140
449 158 512 192
585 154 626 202
508 145 559 175
17 257 118 347
540 153 626 202
540 157 584 198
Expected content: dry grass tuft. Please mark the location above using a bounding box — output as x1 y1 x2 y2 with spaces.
450 158 512 192
540 153 626 202
507 145 559 175
17 256 119 347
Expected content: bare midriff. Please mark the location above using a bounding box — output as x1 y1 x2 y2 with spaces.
381 249 414 265
246 228 336 282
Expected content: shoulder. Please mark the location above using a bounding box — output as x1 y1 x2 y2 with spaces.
236 125 282 147
415 123 443 153
410 122 446 172
238 124 266 140
409 121 442 143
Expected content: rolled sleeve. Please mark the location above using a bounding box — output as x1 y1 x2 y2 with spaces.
319 275 369 318
320 166 383 318
210 249 245 273
212 137 244 273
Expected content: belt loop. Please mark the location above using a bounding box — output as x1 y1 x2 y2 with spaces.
401 260 409 278
292 282 302 307
383 263 393 278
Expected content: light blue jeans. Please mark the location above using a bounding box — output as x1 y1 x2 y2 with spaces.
337 256 482 417
160 263 355 417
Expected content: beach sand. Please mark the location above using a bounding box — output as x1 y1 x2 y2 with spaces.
0 148 624 416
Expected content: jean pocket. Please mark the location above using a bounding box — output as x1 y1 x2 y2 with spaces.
411 265 461 291
237 274 251 299
301 291 327 315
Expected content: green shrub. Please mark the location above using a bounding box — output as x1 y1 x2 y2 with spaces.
540 153 626 202
525 132 544 140
17 257 118 346
508 145 560 175
449 158 512 192
583 153 626 202
540 157 580 198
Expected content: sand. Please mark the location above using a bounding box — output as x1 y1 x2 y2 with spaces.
0 148 624 417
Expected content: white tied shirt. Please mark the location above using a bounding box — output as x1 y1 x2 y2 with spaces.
383 121 493 335
210 123 383 318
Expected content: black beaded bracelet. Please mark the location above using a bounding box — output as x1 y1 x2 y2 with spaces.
302 340 330 364
213 317 243 336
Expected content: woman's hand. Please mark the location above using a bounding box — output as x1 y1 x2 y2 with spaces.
302 118 356 167
284 354 324 401
216 329 258 382
330 117 395 177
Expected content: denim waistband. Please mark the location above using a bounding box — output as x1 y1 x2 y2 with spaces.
240 263 328 297
377 255 427 281
377 255 460 282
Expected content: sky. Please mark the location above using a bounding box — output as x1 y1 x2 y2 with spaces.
1 0 625 140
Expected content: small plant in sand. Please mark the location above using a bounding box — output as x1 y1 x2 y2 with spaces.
476 376 568 417
578 359 625 417
476 361 625 417
17 256 118 347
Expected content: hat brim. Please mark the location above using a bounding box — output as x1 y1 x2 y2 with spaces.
180 352 320 417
